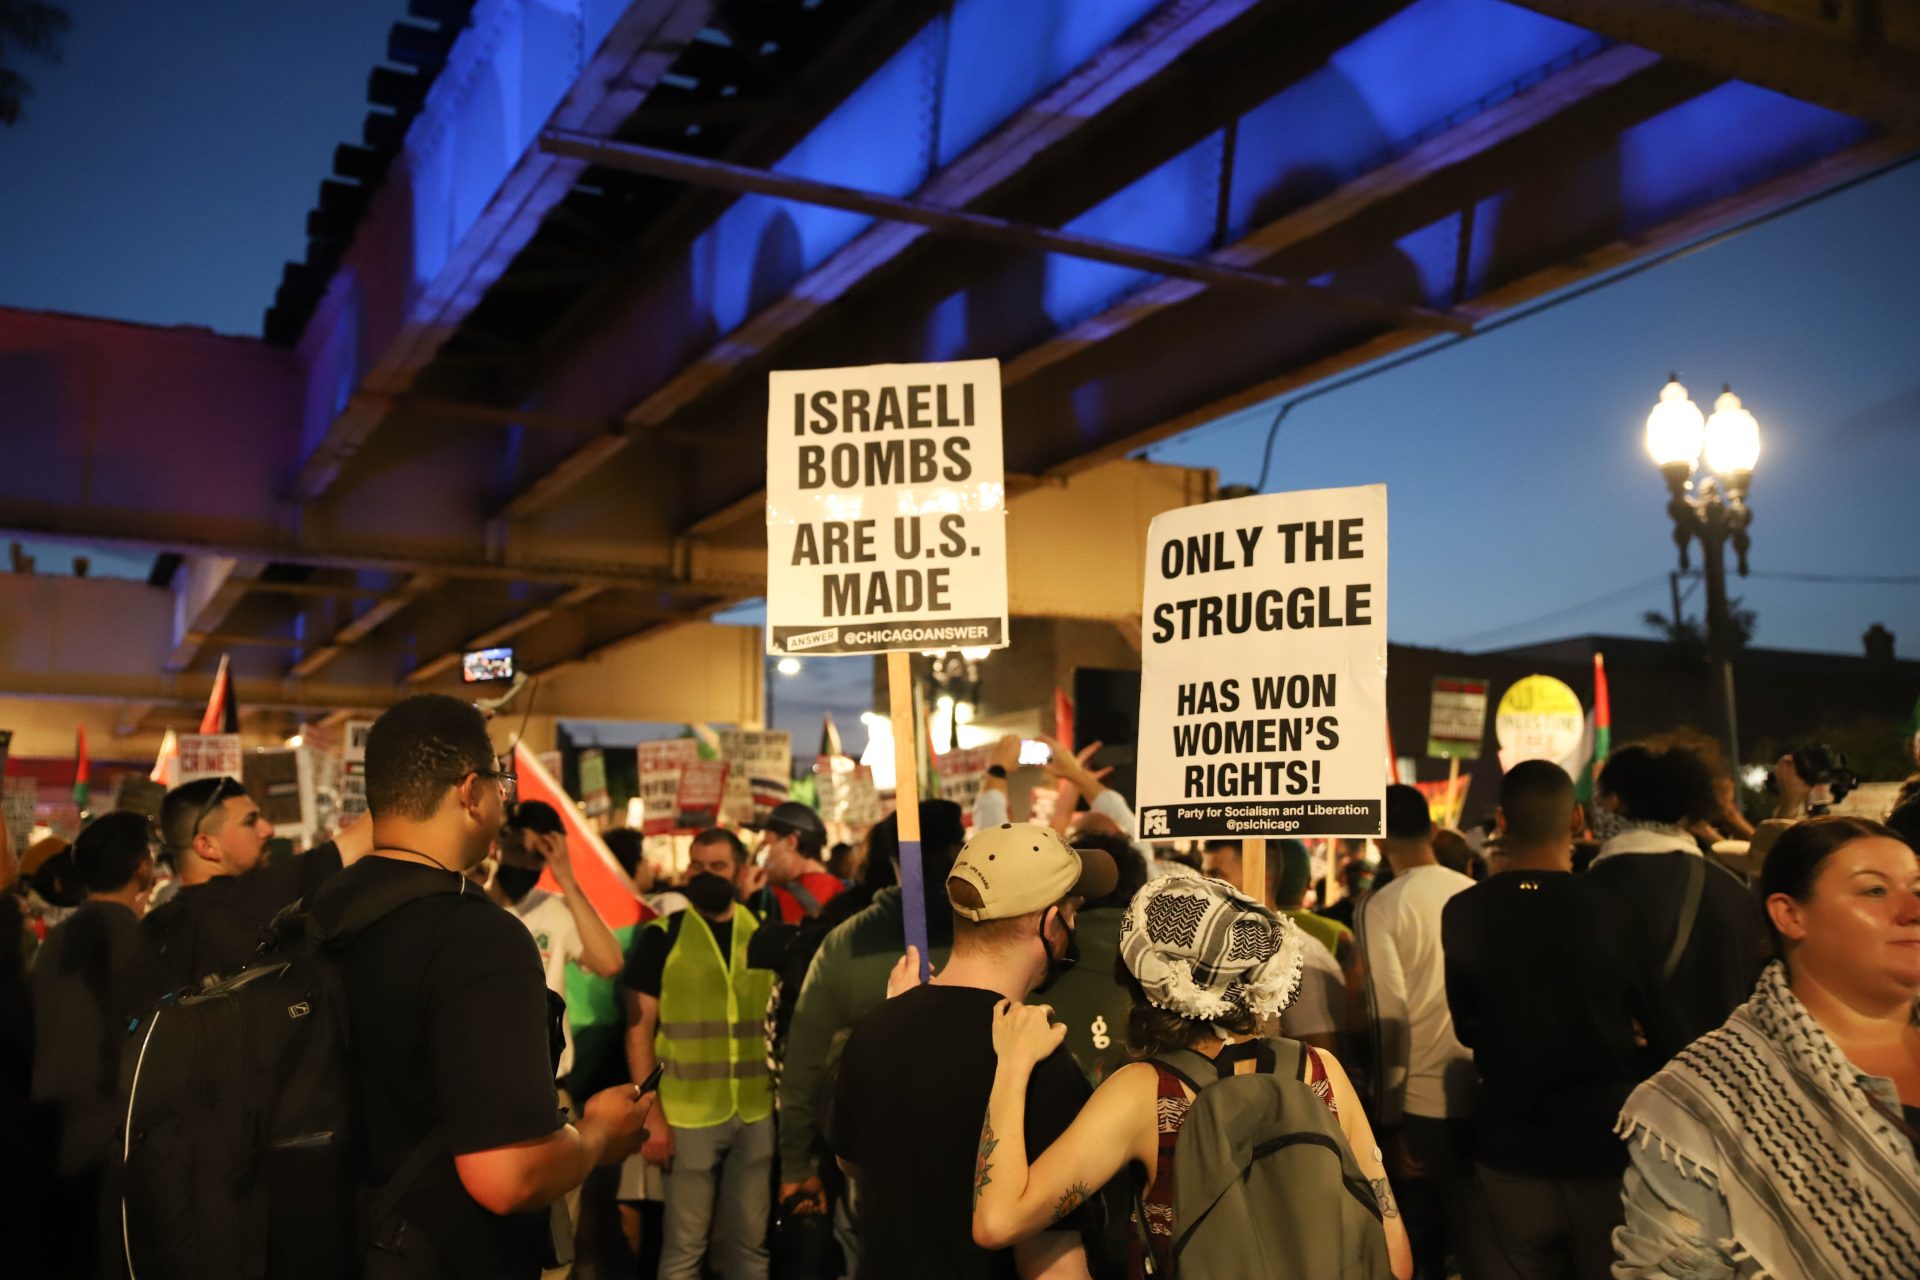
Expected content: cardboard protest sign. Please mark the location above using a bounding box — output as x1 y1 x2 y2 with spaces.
765 359 1008 656
1427 676 1489 760
816 761 881 829
1494 675 1585 772
674 761 729 830
243 749 307 828
719 729 792 825
1135 485 1388 840
638 739 701 835
178 734 244 784
114 775 168 821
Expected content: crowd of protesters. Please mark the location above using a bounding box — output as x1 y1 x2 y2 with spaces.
4 692 1920 1280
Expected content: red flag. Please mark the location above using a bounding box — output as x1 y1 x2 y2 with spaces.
515 743 647 929
199 655 238 735
151 728 179 787
1053 688 1074 751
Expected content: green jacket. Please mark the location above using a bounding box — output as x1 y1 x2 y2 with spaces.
778 887 953 1181
1042 907 1137 1086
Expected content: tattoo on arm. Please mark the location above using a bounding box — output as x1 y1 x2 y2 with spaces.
1369 1175 1400 1220
1052 1182 1091 1224
973 1117 999 1208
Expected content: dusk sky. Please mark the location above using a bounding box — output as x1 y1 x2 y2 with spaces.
2 0 1915 721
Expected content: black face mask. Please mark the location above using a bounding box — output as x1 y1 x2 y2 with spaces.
683 871 737 917
495 864 542 902
1032 907 1079 994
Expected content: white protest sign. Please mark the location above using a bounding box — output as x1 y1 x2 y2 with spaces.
719 729 792 825
933 745 992 817
765 358 1008 656
1135 485 1388 839
338 719 373 820
638 739 702 835
178 733 244 784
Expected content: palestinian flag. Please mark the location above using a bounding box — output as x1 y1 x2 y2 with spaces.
73 726 90 811
515 743 648 929
199 654 239 735
819 712 843 761
1584 652 1612 802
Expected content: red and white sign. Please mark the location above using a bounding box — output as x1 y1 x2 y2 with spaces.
177 733 243 783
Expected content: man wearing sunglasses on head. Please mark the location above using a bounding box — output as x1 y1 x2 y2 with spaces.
143 772 374 989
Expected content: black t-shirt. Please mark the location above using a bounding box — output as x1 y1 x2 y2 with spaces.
1442 870 1646 1178
143 841 343 988
623 911 731 999
320 858 562 1279
830 984 1097 1279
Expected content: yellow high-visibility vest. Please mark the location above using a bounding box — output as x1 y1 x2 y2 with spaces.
653 907 774 1129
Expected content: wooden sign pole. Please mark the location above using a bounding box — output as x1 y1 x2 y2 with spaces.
887 651 930 978
1241 836 1267 907
1444 754 1461 829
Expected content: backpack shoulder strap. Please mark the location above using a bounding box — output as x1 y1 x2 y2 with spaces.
1151 1048 1212 1095
1663 854 1708 981
785 881 822 918
316 863 474 949
366 1123 449 1243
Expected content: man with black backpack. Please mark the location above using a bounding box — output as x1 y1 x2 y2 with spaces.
116 695 654 1280
323 693 656 1277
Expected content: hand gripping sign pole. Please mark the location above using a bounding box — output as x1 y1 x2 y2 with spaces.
887 651 929 978
767 358 1009 978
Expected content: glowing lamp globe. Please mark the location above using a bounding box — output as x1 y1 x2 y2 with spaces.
1704 388 1760 476
1645 378 1705 469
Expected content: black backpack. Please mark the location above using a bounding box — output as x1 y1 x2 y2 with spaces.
116 868 461 1280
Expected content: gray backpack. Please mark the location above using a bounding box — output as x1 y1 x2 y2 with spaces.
1140 1039 1391 1278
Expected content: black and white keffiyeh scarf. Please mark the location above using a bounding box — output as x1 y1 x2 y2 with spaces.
1617 961 1920 1279
1117 866 1306 1022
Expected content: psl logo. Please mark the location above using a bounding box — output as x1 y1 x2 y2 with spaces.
1141 809 1170 837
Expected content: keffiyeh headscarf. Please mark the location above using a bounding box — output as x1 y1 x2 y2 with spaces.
1118 866 1306 1021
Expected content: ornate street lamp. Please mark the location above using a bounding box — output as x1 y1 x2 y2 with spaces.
1645 375 1760 766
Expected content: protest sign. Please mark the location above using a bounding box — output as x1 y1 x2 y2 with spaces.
4 776 35 851
244 748 308 829
114 775 168 821
764 358 1007 658
674 761 729 830
579 748 611 818
932 745 992 817
178 733 244 784
1135 484 1388 841
1495 675 1585 772
816 760 881 829
338 719 373 820
1427 677 1489 760
639 739 702 835
719 729 792 825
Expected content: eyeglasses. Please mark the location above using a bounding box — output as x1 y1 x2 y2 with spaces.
470 763 518 803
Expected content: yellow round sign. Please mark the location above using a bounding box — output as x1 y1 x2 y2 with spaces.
1494 674 1585 767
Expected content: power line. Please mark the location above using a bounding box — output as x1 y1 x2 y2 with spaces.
1749 570 1920 586
1436 574 1670 650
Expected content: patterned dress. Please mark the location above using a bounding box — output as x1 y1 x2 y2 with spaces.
1131 1046 1340 1278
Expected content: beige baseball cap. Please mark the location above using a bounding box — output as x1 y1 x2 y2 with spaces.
947 822 1118 922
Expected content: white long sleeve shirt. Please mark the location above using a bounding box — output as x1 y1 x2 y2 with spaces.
1356 863 1476 1123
